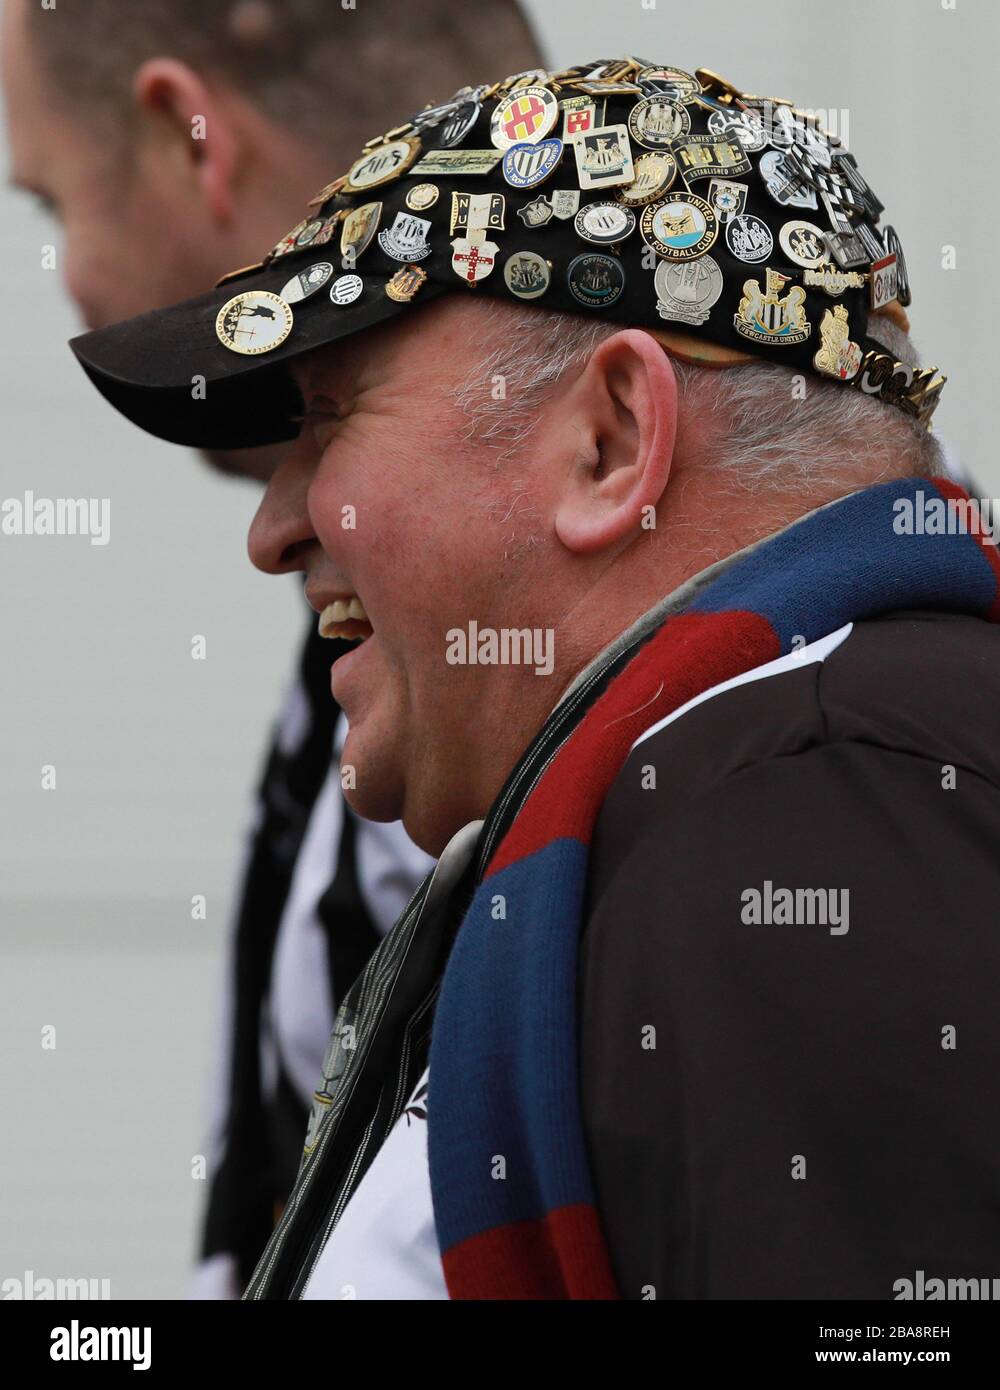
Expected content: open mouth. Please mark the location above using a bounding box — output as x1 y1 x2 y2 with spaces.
317 595 374 644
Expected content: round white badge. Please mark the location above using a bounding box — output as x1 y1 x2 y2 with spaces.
490 85 559 150
216 291 293 355
330 274 364 306
779 220 829 269
345 137 421 192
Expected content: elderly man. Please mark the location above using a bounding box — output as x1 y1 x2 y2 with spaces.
71 59 1000 1300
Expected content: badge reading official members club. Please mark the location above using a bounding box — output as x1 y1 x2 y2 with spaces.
280 262 334 303
574 201 636 246
329 274 364 306
490 85 559 149
654 256 724 326
344 136 421 192
502 138 563 189
567 252 625 309
504 251 551 300
640 194 718 261
215 291 293 355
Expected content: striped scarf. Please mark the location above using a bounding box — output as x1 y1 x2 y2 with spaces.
427 477 1000 1299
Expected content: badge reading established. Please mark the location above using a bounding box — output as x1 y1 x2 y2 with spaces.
345 137 421 192
733 267 811 346
490 86 559 149
640 194 718 261
216 291 293 355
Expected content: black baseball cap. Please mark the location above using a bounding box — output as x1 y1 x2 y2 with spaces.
70 58 945 449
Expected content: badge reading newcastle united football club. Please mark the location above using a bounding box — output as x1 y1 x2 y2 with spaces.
640 193 718 261
340 202 382 264
813 304 863 379
706 178 747 224
450 192 505 235
654 256 724 326
344 136 421 192
215 291 293 355
759 149 818 210
385 265 427 302
726 212 773 263
551 189 581 220
574 201 636 246
503 250 552 300
378 210 432 262
733 267 811 346
280 262 335 303
779 220 828 269
502 138 563 189
574 124 635 190
406 183 440 211
451 236 499 286
490 85 559 149
566 252 625 309
628 97 690 149
329 273 364 307
517 194 555 228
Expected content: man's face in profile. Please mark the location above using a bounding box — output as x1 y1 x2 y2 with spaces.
248 296 574 854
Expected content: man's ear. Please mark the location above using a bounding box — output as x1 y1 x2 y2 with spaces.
554 328 678 555
132 58 238 223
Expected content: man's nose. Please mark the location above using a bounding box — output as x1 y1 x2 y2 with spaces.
247 445 318 575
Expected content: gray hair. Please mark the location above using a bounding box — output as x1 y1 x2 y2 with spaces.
450 298 943 493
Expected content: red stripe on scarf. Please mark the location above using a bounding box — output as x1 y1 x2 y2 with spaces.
441 1203 620 1299
930 478 1000 621
486 610 779 879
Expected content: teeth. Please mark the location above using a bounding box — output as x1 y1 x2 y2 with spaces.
318 596 372 641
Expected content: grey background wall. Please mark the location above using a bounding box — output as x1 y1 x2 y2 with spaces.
1 0 995 1298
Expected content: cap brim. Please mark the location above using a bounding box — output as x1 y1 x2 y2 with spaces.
69 260 448 450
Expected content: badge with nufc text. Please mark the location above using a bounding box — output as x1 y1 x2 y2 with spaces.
640 193 718 261
733 267 811 346
706 178 747 224
778 220 829 269
655 256 724 327
672 134 751 182
344 136 421 192
574 124 635 190
450 192 505 235
339 202 382 264
503 250 551 300
490 85 559 149
451 236 499 286
215 291 293 355
280 262 335 303
813 304 863 379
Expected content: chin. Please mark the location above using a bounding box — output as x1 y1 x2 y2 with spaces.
339 726 406 827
